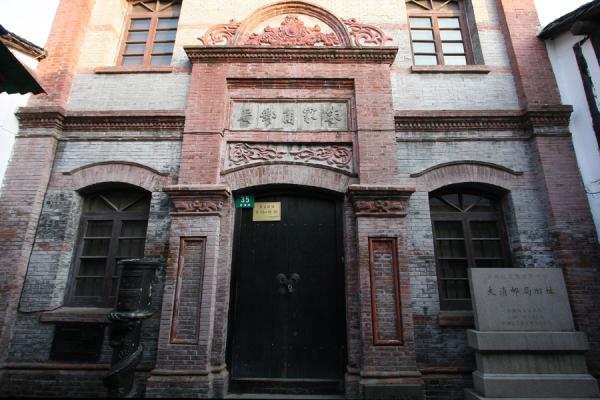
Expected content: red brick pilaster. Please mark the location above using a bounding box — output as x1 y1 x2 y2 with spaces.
179 63 228 185
348 185 423 397
29 0 95 109
0 135 59 364
496 0 561 109
531 133 600 373
146 185 231 398
499 0 600 372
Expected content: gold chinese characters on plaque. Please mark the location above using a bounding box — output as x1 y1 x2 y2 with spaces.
252 202 281 222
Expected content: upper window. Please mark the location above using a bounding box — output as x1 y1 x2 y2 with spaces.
120 0 181 66
430 189 510 310
67 187 151 307
406 0 472 66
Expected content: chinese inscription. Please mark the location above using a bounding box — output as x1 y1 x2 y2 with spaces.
469 268 575 332
232 102 348 131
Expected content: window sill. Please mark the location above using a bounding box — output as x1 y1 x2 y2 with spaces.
94 65 174 74
438 310 474 327
411 65 490 74
39 307 112 323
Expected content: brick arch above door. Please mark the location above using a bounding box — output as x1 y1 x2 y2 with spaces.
221 164 358 193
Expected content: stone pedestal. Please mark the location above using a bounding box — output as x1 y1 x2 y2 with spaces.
466 268 600 399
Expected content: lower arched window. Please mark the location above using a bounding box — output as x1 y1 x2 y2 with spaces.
430 188 511 310
67 186 151 307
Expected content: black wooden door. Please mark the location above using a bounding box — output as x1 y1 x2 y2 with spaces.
229 192 345 393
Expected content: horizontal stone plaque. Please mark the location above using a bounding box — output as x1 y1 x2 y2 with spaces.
231 102 348 131
469 268 575 332
225 142 354 174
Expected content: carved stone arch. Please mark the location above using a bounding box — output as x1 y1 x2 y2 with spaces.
222 164 357 193
233 1 353 47
64 161 171 192
411 161 524 192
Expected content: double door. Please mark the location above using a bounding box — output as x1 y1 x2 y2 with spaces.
229 192 345 393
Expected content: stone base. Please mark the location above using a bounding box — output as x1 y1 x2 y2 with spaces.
465 389 600 400
362 384 424 400
145 374 211 398
472 371 600 398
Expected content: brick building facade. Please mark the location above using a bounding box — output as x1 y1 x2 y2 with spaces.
0 0 598 398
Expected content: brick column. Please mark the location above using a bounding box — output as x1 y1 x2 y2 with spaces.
0 133 59 364
496 0 561 109
348 185 423 399
498 0 600 374
29 0 95 109
145 185 231 398
0 0 95 365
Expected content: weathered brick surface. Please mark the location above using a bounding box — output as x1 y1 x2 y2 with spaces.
496 0 562 109
0 135 59 364
67 73 191 111
1 0 599 398
29 0 95 109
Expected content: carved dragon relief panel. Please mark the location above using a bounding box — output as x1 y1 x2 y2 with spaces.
224 142 354 174
199 13 392 47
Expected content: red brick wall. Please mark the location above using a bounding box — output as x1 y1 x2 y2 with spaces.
180 62 398 186
29 0 95 109
497 0 562 108
531 135 600 371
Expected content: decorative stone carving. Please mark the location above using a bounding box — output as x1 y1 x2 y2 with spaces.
198 19 241 46
231 102 348 131
245 15 340 46
342 18 394 47
196 12 392 48
354 199 406 215
174 200 224 213
348 185 415 217
289 146 352 169
229 143 287 165
164 184 231 216
225 143 354 174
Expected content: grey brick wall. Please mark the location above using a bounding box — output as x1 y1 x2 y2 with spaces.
55 141 181 174
400 135 558 386
7 138 179 392
68 73 190 111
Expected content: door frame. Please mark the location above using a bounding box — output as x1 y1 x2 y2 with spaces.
226 185 347 394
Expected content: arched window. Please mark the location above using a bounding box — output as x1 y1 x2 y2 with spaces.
67 187 151 307
406 0 472 66
119 0 181 66
430 188 510 310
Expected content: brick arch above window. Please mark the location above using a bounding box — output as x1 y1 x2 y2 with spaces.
410 160 524 192
64 161 172 192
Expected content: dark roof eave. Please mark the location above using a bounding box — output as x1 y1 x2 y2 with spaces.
539 0 600 40
0 24 46 59
0 41 45 95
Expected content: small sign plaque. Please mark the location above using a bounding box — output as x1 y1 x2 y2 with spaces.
253 202 281 222
235 194 255 208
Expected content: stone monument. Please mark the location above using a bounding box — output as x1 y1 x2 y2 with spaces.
465 268 600 399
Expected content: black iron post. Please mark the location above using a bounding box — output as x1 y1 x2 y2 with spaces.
104 259 160 398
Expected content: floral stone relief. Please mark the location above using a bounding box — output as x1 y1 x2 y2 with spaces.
225 143 354 174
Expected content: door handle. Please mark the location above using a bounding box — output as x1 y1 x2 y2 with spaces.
276 273 300 295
